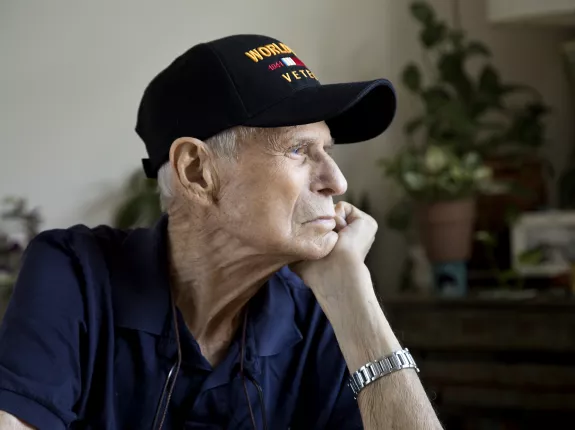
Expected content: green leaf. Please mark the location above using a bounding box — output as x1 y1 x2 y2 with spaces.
113 170 161 229
438 53 473 101
420 22 447 48
113 195 146 229
404 117 424 135
476 65 504 109
402 63 422 92
518 248 544 265
499 269 519 283
478 65 501 95
424 145 449 173
422 87 451 112
475 230 496 246
466 41 491 57
503 105 547 148
410 1 435 25
504 205 522 225
127 170 145 190
435 99 476 141
448 30 465 48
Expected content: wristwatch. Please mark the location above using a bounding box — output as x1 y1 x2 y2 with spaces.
348 348 419 398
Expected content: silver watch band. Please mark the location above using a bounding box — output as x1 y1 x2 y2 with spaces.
348 348 419 398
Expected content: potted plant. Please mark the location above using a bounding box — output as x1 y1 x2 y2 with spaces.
112 169 162 229
0 197 43 317
381 145 497 263
401 1 550 233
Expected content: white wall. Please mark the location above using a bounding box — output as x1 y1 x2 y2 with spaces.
0 0 396 229
1 0 574 292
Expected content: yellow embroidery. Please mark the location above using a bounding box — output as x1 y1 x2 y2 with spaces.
243 41 318 84
245 50 264 62
258 46 272 57
266 44 282 55
244 42 295 63
281 70 319 83
279 43 295 55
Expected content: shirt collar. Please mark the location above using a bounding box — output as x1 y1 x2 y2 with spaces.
248 267 303 357
111 214 171 335
112 215 303 356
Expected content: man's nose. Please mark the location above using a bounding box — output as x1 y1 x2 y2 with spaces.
312 157 348 197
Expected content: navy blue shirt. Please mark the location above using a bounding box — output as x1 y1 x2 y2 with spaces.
0 217 362 429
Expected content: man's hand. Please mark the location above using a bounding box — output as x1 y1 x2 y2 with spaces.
292 200 399 366
292 201 376 300
292 201 444 430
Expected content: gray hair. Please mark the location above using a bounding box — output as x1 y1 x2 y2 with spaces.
157 126 272 211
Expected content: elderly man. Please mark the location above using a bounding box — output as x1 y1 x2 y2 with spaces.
0 35 441 429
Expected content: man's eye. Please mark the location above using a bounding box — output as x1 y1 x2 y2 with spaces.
290 145 307 155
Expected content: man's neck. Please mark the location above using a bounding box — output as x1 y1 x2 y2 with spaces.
166 207 285 365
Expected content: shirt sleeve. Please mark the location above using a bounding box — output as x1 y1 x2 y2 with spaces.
323 370 363 429
0 231 85 430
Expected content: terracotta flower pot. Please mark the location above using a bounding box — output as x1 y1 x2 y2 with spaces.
417 199 476 263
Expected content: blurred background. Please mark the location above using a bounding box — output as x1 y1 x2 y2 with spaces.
2 0 575 428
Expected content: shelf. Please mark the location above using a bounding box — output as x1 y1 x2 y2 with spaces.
487 0 575 27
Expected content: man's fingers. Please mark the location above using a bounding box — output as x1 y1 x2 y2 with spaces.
334 201 347 220
335 201 367 224
334 215 347 232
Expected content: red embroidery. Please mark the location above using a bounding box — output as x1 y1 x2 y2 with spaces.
268 61 284 71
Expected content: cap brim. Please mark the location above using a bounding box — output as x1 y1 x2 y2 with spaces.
243 79 396 143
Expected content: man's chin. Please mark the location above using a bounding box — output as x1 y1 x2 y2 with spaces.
298 230 338 260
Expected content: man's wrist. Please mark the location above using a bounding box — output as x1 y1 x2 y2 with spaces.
310 262 372 302
349 348 419 398
330 300 401 369
315 283 401 372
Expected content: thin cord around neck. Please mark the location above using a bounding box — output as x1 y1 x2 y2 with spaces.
240 310 258 429
155 293 183 430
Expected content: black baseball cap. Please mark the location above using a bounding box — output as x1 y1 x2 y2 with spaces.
136 34 397 178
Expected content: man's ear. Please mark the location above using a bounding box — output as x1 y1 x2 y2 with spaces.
169 137 219 205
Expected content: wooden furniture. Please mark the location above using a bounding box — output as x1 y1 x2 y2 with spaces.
384 295 575 429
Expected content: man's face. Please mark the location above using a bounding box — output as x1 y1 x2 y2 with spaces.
214 121 347 260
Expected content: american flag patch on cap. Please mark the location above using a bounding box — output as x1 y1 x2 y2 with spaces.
280 57 307 68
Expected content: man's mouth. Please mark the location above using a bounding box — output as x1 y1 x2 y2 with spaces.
304 216 337 228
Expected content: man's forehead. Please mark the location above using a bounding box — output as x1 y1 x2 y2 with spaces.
278 122 333 143
242 122 333 153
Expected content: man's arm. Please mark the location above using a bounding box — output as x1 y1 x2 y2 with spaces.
294 202 443 430
0 411 35 430
0 231 85 429
317 266 442 429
